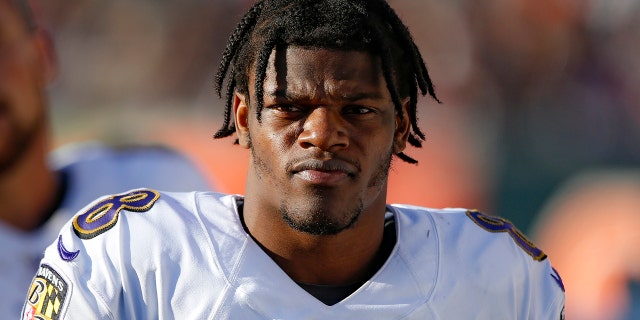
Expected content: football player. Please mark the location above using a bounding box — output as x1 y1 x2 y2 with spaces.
22 0 565 318
0 0 213 315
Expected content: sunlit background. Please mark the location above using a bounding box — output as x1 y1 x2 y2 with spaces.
36 1 640 319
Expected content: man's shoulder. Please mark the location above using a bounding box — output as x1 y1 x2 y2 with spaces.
67 189 229 241
62 189 239 264
389 205 565 317
388 204 472 229
28 190 239 318
390 204 549 266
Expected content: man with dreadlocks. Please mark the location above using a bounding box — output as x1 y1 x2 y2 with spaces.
23 0 565 318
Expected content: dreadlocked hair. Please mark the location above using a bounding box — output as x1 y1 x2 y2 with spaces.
214 0 439 164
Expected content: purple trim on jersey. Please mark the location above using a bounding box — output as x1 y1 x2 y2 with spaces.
57 235 80 262
551 267 565 292
466 210 547 261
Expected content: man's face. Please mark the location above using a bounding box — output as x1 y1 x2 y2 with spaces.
0 0 48 173
235 46 409 235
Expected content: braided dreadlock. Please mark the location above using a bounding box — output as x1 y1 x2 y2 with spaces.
214 0 439 164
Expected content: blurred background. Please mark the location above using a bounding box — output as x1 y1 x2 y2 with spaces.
35 0 640 319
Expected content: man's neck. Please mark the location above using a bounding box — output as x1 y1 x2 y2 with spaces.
295 215 397 305
0 144 59 232
240 196 389 286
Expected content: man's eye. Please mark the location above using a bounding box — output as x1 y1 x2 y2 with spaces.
346 106 375 115
270 104 300 112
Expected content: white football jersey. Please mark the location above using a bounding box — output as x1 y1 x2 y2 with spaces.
0 142 212 316
22 189 565 319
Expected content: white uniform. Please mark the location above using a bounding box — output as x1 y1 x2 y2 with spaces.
22 189 565 319
1 142 212 317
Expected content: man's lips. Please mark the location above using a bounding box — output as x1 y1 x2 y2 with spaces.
290 159 357 185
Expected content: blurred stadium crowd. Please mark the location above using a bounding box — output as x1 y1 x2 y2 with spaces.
34 1 640 319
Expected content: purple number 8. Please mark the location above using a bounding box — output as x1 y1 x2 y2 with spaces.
73 189 160 239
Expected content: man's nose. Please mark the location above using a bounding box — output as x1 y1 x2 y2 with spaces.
297 108 349 152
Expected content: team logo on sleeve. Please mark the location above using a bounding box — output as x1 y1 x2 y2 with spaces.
22 264 70 320
73 189 160 239
57 235 80 262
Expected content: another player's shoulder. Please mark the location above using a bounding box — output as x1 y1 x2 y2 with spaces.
50 141 202 177
50 141 213 198
51 141 188 165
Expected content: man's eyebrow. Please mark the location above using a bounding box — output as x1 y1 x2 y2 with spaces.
266 88 289 98
339 92 385 101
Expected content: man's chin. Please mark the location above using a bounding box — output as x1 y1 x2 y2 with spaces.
279 203 362 236
284 218 353 236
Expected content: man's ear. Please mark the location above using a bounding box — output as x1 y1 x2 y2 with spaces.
393 98 411 154
233 92 251 149
32 27 58 85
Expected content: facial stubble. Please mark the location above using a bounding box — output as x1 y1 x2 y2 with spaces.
250 135 394 236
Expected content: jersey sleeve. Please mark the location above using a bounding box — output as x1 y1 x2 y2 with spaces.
541 264 566 320
20 188 165 319
464 209 566 319
21 226 116 319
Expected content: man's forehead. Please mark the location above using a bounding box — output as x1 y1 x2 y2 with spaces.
268 46 379 72
261 46 387 100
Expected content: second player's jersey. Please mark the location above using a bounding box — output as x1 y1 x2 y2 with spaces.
1 142 212 316
22 189 565 319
